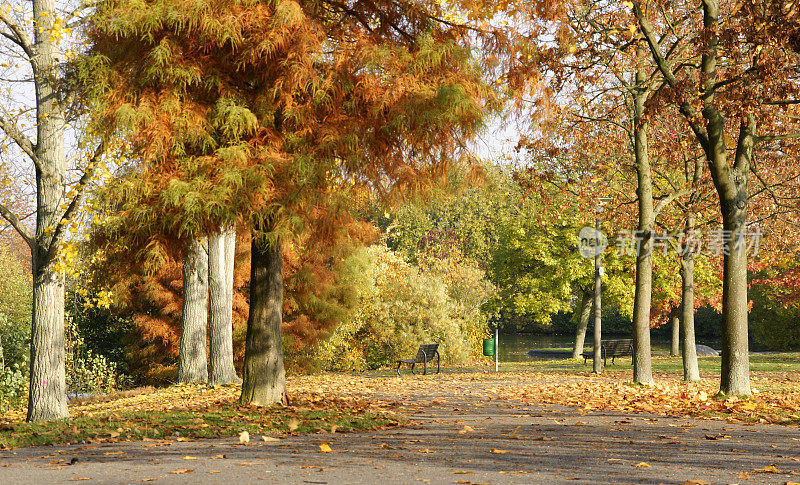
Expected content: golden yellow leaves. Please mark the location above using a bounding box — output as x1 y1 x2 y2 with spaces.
458 425 474 434
318 442 332 453
634 462 651 468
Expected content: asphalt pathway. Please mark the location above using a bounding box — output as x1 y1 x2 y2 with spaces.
1 381 799 484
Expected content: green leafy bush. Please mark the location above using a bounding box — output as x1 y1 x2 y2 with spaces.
316 245 494 371
0 363 28 411
65 314 125 396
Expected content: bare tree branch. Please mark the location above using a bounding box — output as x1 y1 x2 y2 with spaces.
0 10 34 58
0 201 34 251
43 141 106 267
0 112 43 173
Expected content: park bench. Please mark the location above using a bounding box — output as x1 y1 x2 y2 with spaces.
582 339 634 365
396 343 440 376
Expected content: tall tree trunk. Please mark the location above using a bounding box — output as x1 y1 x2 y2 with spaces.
209 226 240 386
26 0 69 422
240 232 285 405
572 288 593 360
705 107 753 395
178 237 209 384
680 244 700 381
631 54 654 385
670 307 680 357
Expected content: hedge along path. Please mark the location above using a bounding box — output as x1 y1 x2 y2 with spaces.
3 366 799 428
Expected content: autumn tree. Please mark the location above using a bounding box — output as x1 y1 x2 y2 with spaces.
85 0 507 404
0 0 111 421
629 0 800 395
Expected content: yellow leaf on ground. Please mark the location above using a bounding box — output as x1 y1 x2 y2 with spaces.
490 449 509 454
262 436 280 442
458 425 475 434
756 465 781 473
183 456 198 460
238 431 249 444
634 462 651 468
319 442 332 453
170 469 193 474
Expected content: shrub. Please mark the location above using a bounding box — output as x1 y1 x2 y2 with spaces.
315 245 493 371
0 363 28 411
65 313 125 396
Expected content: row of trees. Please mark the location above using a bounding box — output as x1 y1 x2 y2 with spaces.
521 0 800 395
3 0 800 422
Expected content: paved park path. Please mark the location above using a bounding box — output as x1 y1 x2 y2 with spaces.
1 375 800 484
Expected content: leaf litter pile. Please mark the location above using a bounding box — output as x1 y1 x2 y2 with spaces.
1 365 799 449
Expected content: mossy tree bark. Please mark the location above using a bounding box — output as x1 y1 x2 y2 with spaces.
631 54 654 385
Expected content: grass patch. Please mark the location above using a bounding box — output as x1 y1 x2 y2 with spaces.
0 385 403 449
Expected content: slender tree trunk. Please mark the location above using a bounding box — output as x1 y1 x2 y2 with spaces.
680 246 700 381
592 216 603 374
631 54 654 385
670 307 680 357
178 237 209 384
572 289 593 360
26 0 69 422
240 232 285 405
209 226 240 386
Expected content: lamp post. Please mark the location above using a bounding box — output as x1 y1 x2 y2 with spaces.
592 198 612 374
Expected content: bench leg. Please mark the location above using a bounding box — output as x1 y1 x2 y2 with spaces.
410 363 416 375
423 360 427 375
396 362 402 376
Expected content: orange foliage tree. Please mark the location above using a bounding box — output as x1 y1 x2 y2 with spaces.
82 0 516 404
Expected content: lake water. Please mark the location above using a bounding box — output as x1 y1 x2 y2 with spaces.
495 334 723 362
